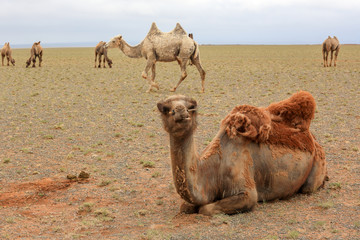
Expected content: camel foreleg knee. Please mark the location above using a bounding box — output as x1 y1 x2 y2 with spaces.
198 190 257 216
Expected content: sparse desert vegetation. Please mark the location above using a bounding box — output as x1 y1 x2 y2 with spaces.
0 45 359 239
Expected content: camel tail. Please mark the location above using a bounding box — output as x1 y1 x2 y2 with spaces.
191 41 200 64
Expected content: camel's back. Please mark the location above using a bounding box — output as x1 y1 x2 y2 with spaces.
330 38 340 50
144 33 196 61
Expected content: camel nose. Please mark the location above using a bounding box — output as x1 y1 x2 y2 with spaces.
173 105 190 122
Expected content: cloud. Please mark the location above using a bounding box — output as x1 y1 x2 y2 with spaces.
1 0 359 45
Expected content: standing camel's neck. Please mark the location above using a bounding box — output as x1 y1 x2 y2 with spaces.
169 132 221 205
119 39 143 58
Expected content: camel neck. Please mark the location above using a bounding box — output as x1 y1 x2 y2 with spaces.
169 133 199 203
120 40 143 58
169 132 219 205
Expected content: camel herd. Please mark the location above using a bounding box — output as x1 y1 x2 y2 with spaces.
1 23 335 215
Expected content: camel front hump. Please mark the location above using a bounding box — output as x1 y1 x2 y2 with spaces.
250 143 314 201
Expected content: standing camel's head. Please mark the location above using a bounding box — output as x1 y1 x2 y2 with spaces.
157 95 198 138
105 35 122 48
11 58 15 66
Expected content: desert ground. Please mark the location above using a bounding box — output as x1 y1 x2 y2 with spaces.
0 45 359 239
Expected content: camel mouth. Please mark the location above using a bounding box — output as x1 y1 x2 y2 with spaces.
175 116 191 123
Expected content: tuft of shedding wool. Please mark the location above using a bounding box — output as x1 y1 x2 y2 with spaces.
223 91 319 153
267 91 316 131
222 105 272 143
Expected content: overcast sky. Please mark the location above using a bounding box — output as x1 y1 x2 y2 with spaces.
1 0 359 47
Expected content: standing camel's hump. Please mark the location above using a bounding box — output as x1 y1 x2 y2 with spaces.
171 23 187 35
147 22 161 36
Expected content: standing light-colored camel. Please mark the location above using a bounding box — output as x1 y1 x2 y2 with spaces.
1 42 15 66
157 91 327 216
322 36 340 67
105 22 206 93
26 41 43 68
94 41 113 68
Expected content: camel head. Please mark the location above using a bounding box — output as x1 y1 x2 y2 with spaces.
107 58 113 68
11 58 15 66
25 59 31 68
106 35 122 48
157 95 198 138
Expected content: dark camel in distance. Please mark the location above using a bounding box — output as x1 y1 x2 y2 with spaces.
1 42 15 66
94 41 113 68
26 41 43 68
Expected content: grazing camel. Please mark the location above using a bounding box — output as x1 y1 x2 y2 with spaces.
106 22 206 93
1 42 15 66
157 91 327 216
26 41 43 68
94 41 113 68
322 36 340 67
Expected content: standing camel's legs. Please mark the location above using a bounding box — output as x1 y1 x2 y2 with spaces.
334 47 340 67
32 56 36 67
324 51 329 67
192 58 206 93
98 54 102 68
170 59 188 92
39 54 42 67
103 55 106 68
150 64 159 90
142 55 159 92
330 50 334 67
94 52 98 68
1 55 4 66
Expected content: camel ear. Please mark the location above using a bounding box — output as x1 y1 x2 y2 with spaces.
157 101 170 114
186 97 197 110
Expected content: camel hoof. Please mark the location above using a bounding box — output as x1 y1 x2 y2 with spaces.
170 88 176 92
152 83 159 90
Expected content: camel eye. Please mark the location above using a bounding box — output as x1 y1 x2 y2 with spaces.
171 110 175 115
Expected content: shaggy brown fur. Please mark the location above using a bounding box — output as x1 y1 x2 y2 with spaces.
157 92 327 216
26 41 43 68
322 36 340 67
224 91 316 152
1 42 15 66
94 41 113 68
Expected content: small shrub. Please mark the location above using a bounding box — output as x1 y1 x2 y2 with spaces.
140 160 155 168
287 230 300 239
98 180 112 187
318 201 334 209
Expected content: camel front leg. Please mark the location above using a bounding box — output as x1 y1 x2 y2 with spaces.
334 48 340 67
32 56 36 67
94 53 98 68
39 53 43 67
330 50 334 67
142 57 158 93
323 51 328 67
1 55 4 66
198 189 258 216
170 60 188 92
102 55 106 68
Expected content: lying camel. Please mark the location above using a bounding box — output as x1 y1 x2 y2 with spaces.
157 91 327 215
26 41 43 68
322 36 340 67
94 41 112 68
1 42 15 66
